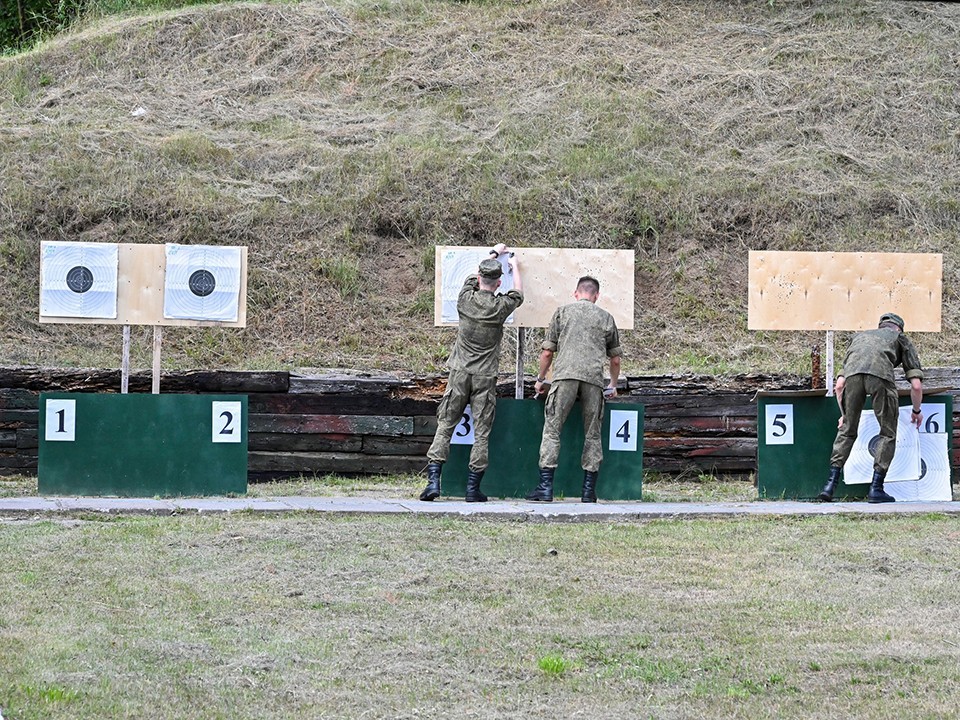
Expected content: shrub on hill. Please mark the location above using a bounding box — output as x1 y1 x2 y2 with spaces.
1 0 220 51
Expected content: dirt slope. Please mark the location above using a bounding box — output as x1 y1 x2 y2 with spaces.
1 0 958 375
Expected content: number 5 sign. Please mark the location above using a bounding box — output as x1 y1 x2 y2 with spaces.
764 404 794 445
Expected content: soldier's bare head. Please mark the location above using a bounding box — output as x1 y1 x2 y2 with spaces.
574 276 600 302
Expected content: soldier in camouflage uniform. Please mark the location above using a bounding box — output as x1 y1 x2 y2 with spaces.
819 312 925 503
525 276 621 503
419 245 524 503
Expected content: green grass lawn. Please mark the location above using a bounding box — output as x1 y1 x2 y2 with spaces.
2 512 960 719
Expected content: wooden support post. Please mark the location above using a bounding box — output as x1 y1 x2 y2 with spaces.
515 327 525 399
121 325 131 394
825 330 835 397
152 326 162 394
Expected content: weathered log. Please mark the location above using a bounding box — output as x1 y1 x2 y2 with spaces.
248 451 424 474
645 457 756 473
0 388 39 409
248 433 361 453
0 367 289 393
362 436 433 456
643 416 755 435
414 416 438 436
249 414 413 436
643 437 757 458
248 393 437 417
289 374 407 395
0 410 37 429
0 452 38 469
16 428 37 450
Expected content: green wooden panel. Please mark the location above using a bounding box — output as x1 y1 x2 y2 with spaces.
441 399 644 500
758 394 952 500
39 393 248 497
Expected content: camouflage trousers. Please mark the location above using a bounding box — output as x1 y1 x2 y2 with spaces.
427 369 498 472
830 373 899 473
538 379 605 472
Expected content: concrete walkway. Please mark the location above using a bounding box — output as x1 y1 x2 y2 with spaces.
2 496 960 520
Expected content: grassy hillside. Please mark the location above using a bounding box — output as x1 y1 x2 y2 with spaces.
1 0 958 375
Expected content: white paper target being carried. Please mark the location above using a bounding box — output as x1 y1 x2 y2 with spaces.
39 241 119 319
163 244 242 322
842 411 921 484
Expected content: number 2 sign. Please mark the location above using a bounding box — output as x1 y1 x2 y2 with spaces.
212 401 242 443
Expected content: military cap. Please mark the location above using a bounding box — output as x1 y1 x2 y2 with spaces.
478 258 503 279
879 312 905 331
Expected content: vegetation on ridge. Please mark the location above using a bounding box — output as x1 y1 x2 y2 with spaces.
1 0 958 375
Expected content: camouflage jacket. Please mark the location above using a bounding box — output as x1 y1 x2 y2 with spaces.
840 327 924 384
543 299 621 388
448 277 524 377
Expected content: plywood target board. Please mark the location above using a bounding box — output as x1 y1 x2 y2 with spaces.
748 251 941 332
435 246 634 329
39 243 247 327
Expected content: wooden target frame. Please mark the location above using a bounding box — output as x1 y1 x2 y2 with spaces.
434 246 635 329
748 251 941 332
39 243 247 327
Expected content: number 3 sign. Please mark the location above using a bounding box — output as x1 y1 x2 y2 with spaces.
450 404 475 445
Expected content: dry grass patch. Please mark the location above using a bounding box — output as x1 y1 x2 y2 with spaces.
2 513 960 718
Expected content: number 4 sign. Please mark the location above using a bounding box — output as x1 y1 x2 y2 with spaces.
609 409 639 452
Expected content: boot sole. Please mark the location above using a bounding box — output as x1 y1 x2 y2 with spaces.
419 491 439 502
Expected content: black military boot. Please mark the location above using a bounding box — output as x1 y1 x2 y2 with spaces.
465 470 488 503
867 470 895 503
419 462 442 501
818 466 842 502
526 467 554 502
582 470 598 503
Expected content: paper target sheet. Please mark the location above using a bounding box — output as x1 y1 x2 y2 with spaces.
438 248 515 324
915 432 952 502
842 409 921 484
163 244 243 322
40 241 119 319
